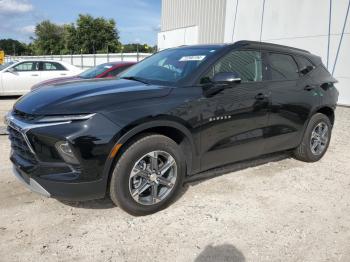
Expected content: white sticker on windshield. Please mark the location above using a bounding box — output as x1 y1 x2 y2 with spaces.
179 55 206 61
104 65 113 69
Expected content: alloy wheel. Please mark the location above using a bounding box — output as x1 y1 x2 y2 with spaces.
129 150 177 205
310 122 329 155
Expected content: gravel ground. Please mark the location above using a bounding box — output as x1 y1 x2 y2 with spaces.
0 97 16 120
0 98 17 134
0 99 349 262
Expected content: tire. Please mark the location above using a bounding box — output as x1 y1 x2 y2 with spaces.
294 113 332 162
109 134 185 216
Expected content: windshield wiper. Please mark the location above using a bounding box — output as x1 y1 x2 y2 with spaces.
120 76 150 85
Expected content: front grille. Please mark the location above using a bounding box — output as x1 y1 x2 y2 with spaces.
7 126 37 165
12 109 37 122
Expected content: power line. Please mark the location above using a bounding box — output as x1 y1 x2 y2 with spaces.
231 0 239 42
327 0 332 69
260 0 266 42
332 0 350 75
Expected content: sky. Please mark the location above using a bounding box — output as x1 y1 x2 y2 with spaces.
0 0 161 45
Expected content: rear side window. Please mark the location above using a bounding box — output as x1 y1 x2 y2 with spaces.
268 53 299 80
42 62 66 71
203 50 263 83
295 56 314 76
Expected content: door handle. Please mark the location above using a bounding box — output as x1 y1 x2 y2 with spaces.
31 74 39 76
60 73 67 76
255 93 268 100
304 85 315 91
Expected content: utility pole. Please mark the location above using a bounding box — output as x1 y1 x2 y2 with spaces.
92 40 96 67
81 48 83 69
136 43 139 62
106 44 109 63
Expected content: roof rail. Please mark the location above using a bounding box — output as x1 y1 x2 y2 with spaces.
234 40 310 54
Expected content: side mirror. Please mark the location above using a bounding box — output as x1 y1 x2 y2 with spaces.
213 72 241 85
202 72 241 98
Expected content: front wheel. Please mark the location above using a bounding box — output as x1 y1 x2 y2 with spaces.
294 113 332 162
109 134 185 216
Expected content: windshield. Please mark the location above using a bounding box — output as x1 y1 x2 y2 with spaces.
119 47 220 84
79 63 114 79
0 61 16 71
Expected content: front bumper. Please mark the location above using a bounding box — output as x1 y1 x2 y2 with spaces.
6 111 121 201
13 166 50 197
12 164 107 200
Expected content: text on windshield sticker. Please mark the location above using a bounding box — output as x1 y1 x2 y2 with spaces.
179 55 206 61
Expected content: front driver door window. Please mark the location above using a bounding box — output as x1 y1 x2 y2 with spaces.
199 50 270 171
2 61 41 94
202 50 263 84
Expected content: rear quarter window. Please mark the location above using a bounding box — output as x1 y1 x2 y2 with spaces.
295 56 315 76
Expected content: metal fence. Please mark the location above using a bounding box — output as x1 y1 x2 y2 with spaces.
5 52 152 70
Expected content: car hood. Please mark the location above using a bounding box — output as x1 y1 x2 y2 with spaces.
15 78 172 115
31 76 81 90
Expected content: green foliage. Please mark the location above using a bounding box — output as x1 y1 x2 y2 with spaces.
64 24 79 54
0 39 29 55
1 14 156 55
122 43 157 53
75 14 121 54
31 20 66 55
28 14 122 55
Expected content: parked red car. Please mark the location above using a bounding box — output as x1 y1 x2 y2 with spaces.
31 61 135 90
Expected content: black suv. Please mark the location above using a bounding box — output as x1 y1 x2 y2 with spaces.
6 41 338 215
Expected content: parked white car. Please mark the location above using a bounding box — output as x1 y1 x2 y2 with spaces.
0 60 82 96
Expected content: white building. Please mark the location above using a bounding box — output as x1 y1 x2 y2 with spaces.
158 0 350 105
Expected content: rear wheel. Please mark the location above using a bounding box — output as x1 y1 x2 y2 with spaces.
109 134 185 216
294 113 332 162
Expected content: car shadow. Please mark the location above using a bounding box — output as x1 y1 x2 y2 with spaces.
59 151 291 210
58 197 115 209
194 244 245 262
171 151 291 205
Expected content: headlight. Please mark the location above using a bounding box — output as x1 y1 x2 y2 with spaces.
37 114 95 123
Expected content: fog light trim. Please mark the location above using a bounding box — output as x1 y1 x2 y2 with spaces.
55 141 79 165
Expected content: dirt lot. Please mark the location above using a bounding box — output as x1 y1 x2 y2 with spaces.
0 98 349 262
0 98 16 133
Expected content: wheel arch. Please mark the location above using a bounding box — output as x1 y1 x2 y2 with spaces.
102 118 200 194
297 105 335 148
315 106 335 126
118 122 197 172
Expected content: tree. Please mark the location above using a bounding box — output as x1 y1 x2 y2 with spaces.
0 39 28 55
31 20 66 55
123 43 155 53
6 14 154 55
75 14 121 53
64 24 79 54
